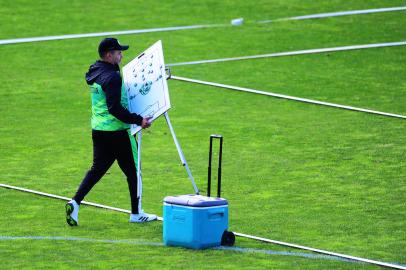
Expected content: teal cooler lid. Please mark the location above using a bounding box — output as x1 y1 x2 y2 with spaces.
164 194 228 207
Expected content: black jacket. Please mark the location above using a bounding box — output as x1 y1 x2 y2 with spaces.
85 60 143 125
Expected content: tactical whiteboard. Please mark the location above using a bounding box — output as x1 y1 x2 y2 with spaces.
123 40 171 135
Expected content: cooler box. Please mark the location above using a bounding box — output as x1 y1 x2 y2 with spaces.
163 194 229 249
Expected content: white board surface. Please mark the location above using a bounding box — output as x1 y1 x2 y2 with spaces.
123 40 171 134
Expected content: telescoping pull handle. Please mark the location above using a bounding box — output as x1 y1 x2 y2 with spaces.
208 134 223 198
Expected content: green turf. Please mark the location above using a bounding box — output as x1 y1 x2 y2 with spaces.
0 1 405 269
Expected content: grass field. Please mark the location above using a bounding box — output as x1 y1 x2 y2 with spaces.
0 1 405 269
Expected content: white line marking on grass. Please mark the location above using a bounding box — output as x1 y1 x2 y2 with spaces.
0 24 226 46
166 41 406 66
2 183 406 269
171 75 406 120
259 6 406 23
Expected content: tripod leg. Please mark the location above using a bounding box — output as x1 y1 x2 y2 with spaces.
164 112 199 194
137 131 143 213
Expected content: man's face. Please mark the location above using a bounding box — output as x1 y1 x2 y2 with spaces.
108 50 123 65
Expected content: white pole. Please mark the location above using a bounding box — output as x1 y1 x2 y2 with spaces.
164 112 199 194
0 183 131 214
259 6 406 23
233 232 406 270
166 41 406 67
0 24 224 46
137 131 143 213
171 75 406 120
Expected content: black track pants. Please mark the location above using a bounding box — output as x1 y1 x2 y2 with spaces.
73 129 139 214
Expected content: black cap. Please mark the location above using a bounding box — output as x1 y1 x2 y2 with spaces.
98 38 129 57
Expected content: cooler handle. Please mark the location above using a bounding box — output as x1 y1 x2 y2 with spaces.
208 209 225 220
208 134 223 197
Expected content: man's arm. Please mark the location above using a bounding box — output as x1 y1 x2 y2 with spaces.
104 74 144 126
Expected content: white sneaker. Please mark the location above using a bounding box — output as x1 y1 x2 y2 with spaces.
129 211 157 223
65 200 79 226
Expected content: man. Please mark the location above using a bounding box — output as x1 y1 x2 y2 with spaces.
66 37 157 226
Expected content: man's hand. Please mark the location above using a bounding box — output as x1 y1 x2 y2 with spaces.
141 117 152 129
